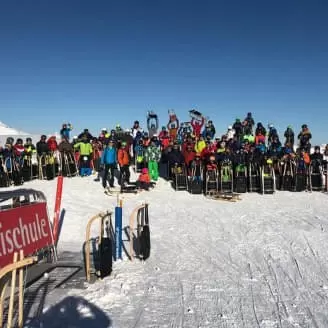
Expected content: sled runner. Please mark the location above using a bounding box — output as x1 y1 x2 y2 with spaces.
280 159 296 191
138 203 150 260
234 164 247 193
172 164 188 191
260 162 276 194
207 190 241 202
61 152 78 177
188 164 204 194
0 160 10 187
309 160 323 192
220 161 233 193
294 159 308 192
205 168 218 194
248 162 261 192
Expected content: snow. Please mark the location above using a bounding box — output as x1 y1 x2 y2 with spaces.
2 171 328 327
0 121 60 145
0 121 40 146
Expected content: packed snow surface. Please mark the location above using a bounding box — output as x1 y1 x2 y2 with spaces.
3 171 328 327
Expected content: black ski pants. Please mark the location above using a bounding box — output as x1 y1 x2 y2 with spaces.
102 164 116 188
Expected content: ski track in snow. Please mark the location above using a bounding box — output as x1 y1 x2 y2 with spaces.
3 173 328 327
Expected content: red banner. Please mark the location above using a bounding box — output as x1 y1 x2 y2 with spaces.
0 202 53 268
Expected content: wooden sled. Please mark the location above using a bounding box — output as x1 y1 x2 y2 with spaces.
207 190 241 202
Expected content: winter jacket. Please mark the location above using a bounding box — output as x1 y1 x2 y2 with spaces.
117 148 130 166
243 134 255 144
268 141 282 158
268 127 278 142
60 124 72 140
255 125 266 136
47 137 58 152
284 128 294 144
206 162 218 171
195 140 206 153
183 150 195 167
232 122 243 137
78 131 94 142
74 141 93 156
145 145 161 162
134 145 145 156
255 134 265 145
202 128 215 140
191 118 204 137
36 141 49 156
13 144 25 157
161 137 170 150
24 144 37 157
138 172 150 183
226 129 235 140
298 129 312 144
167 150 185 165
58 140 74 153
101 146 117 165
132 127 143 139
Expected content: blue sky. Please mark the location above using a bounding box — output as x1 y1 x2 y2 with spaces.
0 0 327 144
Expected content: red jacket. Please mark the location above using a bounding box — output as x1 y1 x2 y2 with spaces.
183 150 195 167
191 118 205 137
138 172 150 183
47 137 58 151
201 147 215 160
206 162 218 171
14 144 25 156
161 137 170 149
255 134 265 145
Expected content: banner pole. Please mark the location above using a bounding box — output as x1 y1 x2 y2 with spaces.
52 175 64 245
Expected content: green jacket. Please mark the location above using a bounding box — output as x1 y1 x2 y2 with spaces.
74 141 93 156
145 145 161 162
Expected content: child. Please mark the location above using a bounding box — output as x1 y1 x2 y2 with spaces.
137 168 151 191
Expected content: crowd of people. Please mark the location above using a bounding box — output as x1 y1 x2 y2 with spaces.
0 111 327 193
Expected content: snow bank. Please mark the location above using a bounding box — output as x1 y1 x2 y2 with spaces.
4 173 327 327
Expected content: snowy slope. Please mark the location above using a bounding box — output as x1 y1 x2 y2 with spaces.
3 173 328 327
0 121 39 145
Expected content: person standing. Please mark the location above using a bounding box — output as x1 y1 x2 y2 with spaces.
101 140 117 189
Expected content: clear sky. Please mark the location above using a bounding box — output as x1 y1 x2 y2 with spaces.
0 0 327 144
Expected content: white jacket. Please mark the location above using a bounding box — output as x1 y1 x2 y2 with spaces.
226 129 235 140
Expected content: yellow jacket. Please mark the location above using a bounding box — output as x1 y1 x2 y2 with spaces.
195 140 206 153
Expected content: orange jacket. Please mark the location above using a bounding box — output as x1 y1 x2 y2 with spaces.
303 152 310 165
117 148 129 166
138 172 150 183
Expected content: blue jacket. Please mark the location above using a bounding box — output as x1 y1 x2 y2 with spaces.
101 147 117 165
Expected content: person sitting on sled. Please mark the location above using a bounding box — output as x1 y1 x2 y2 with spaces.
136 167 151 191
